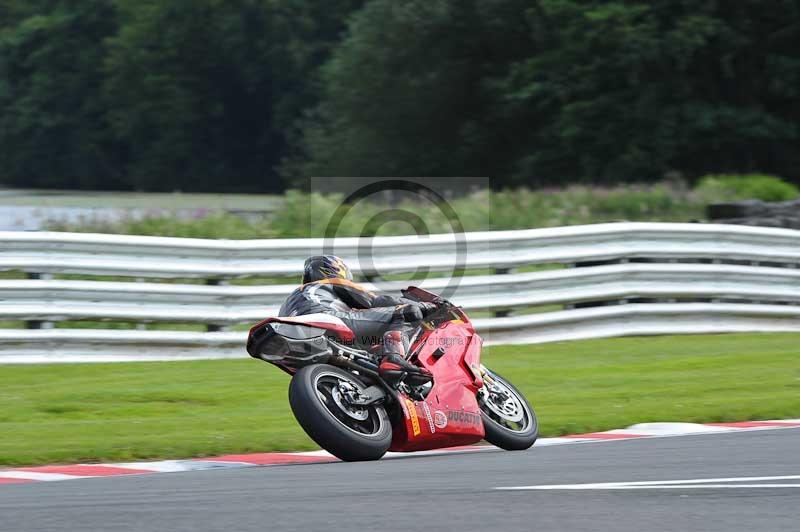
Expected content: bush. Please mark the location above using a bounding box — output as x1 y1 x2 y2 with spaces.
694 174 799 202
46 182 710 238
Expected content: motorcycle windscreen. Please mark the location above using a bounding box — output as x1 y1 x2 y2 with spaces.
401 286 440 303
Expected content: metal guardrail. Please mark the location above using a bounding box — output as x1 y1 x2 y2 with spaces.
2 303 799 363
3 222 800 278
2 263 800 324
1 222 799 362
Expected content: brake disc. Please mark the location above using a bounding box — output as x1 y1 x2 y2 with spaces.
481 381 524 423
331 384 369 421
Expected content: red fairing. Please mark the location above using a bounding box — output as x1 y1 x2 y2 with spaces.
390 319 486 452
248 313 355 342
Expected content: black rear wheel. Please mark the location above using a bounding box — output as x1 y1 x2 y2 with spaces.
478 367 538 450
288 364 392 461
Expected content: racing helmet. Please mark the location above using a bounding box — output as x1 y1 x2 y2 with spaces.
302 255 353 284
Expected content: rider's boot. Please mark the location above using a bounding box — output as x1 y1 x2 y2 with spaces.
378 330 432 387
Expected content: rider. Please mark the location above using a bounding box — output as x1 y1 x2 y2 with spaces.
279 255 436 386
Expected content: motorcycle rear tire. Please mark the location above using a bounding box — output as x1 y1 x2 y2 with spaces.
288 364 392 462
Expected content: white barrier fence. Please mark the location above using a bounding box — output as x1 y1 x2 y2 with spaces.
4 222 800 277
2 222 799 362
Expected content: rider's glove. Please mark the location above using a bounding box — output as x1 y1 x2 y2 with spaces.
417 302 438 317
398 303 424 322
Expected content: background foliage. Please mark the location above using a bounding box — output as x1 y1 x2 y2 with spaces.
693 173 800 202
1 0 798 191
51 176 780 238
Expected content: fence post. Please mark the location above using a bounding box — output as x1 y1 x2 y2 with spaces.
205 278 228 332
26 272 55 329
492 267 513 317
135 278 148 330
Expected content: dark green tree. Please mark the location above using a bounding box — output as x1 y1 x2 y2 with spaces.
105 0 365 192
503 0 800 184
293 0 537 183
0 1 55 29
2 0 797 191
0 0 120 188
295 0 800 186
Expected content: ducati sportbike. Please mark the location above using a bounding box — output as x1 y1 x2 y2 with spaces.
246 287 538 461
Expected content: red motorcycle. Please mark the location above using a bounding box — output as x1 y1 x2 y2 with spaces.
246 287 537 461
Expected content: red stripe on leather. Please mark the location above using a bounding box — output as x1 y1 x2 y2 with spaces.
564 432 645 440
196 453 338 465
0 478 35 484
18 465 153 476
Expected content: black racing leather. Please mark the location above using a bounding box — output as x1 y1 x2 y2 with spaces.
279 280 407 347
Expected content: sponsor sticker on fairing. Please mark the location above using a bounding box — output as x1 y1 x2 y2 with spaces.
405 399 421 436
434 410 448 429
421 402 436 434
447 410 482 427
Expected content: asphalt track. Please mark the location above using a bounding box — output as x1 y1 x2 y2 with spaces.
1 428 798 532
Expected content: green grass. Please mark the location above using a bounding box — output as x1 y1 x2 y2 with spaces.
492 333 800 436
1 333 798 467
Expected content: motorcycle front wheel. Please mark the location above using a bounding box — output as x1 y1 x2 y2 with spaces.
288 364 392 462
478 367 538 450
